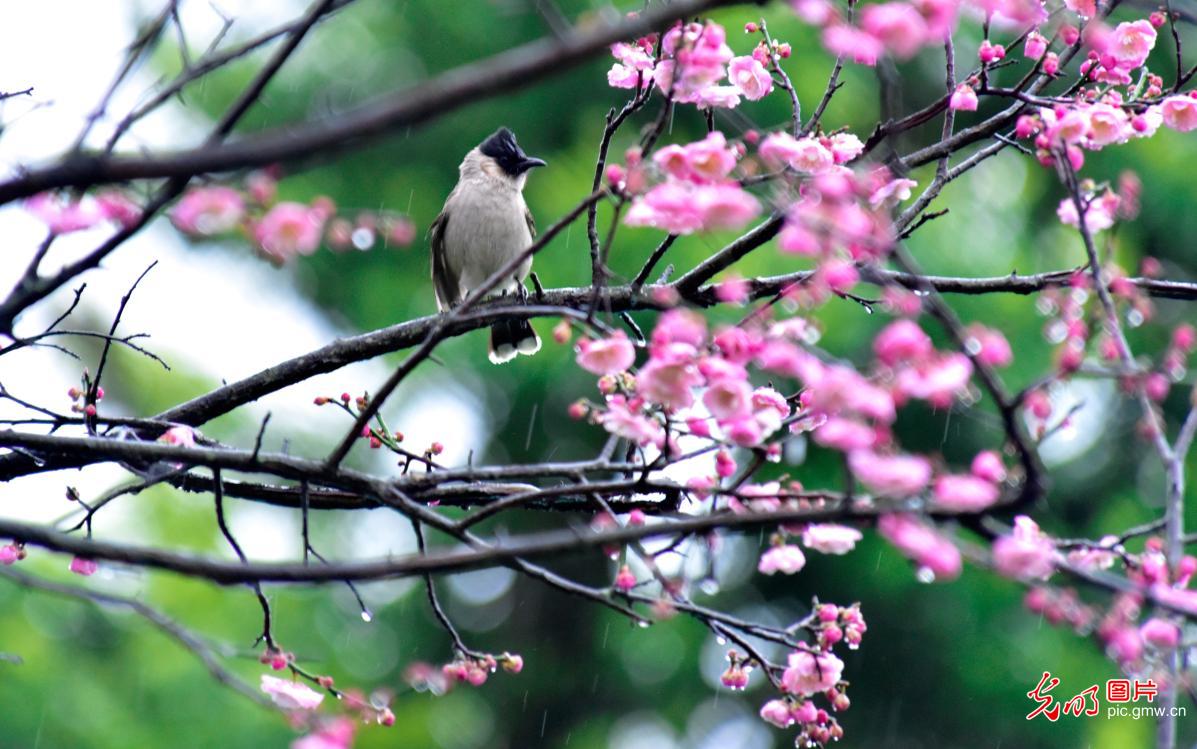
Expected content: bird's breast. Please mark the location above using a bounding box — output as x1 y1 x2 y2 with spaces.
443 183 533 294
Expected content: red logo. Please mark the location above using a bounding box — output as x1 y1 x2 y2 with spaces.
1027 672 1157 720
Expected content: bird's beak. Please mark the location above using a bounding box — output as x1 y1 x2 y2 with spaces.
519 156 547 172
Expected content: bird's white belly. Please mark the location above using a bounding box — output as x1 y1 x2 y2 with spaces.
444 188 533 297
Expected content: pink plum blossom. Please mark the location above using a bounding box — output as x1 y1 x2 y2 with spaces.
789 137 837 174
812 417 876 451
1084 103 1130 147
728 55 773 100
608 41 655 89
758 544 807 575
781 650 844 695
26 192 107 234
170 186 245 236
704 378 754 420
260 674 325 710
1056 192 1118 233
949 83 978 111
827 132 865 164
159 425 196 447
966 325 1013 367
868 176 917 207
894 353 974 407
713 326 761 364
655 21 735 104
636 345 702 409
625 181 759 234
822 24 884 65
597 395 665 447
978 40 1005 63
1024 31 1047 59
760 699 795 728
802 524 863 554
1161 95 1197 132
1063 0 1096 15
1066 536 1118 571
873 319 932 366
803 363 897 423
652 309 706 350
576 331 636 374
614 564 637 592
0 545 20 565
684 132 741 182
69 557 98 576
652 145 690 180
860 3 930 59
1108 20 1156 70
1139 617 1180 649
877 513 962 580
970 450 1006 482
758 132 803 168
96 191 142 228
253 202 325 262
792 0 838 24
992 515 1056 580
932 474 1000 511
292 718 356 749
848 451 932 496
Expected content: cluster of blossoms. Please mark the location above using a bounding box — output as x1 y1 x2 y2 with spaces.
258 646 399 748
793 0 961 66
621 131 762 234
441 652 524 687
752 603 865 745
313 390 445 461
0 540 96 577
65 383 103 417
1027 267 1195 435
569 304 1023 590
168 170 416 264
607 19 781 109
757 523 865 576
1026 534 1197 680
767 154 915 303
24 189 142 234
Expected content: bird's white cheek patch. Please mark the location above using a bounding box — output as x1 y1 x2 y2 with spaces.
480 158 503 179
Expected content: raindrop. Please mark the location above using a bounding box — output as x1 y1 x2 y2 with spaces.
351 227 375 250
1070 288 1090 305
360 609 374 623
913 289 930 297
1035 297 1057 316
637 620 652 629
1126 308 1144 328
1044 320 1067 344
715 636 727 646
963 337 981 355
862 305 874 315
699 578 720 596
915 566 936 584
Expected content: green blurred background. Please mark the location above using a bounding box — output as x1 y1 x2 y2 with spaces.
1 1 1195 747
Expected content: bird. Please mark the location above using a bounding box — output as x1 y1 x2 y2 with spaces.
430 127 547 364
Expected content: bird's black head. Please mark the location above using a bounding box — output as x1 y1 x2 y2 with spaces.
479 127 546 177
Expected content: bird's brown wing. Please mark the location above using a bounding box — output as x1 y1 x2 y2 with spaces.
524 204 537 239
429 209 460 311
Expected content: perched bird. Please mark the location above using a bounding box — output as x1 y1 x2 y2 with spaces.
430 127 547 364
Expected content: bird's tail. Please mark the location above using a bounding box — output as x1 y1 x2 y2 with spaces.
488 318 541 364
